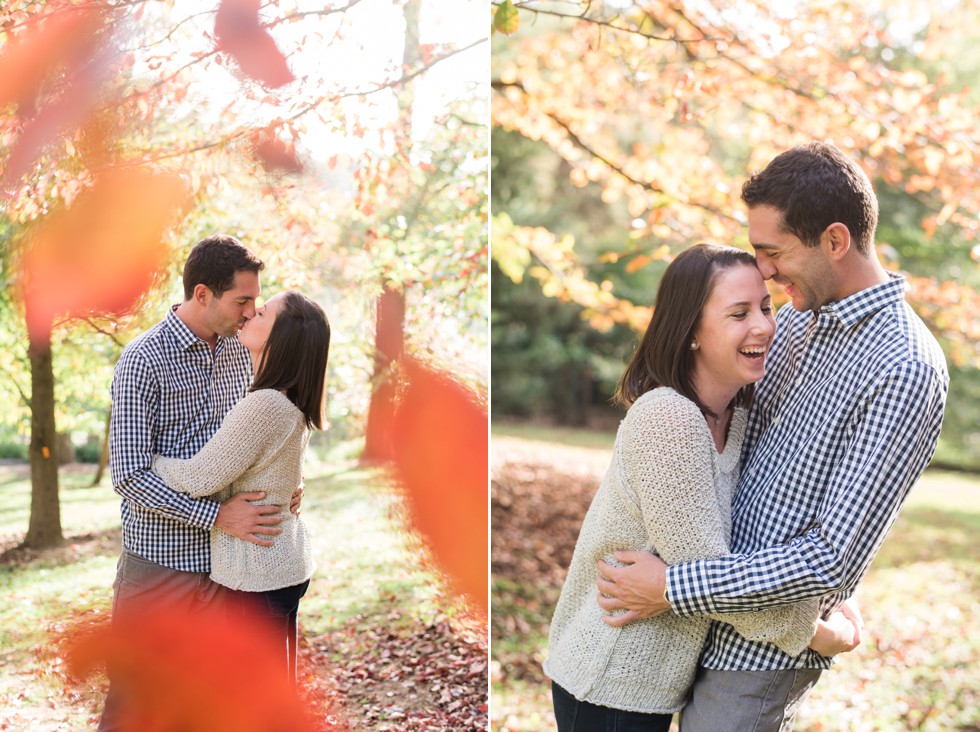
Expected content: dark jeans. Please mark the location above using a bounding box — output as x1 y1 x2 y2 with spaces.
223 580 310 685
552 682 674 732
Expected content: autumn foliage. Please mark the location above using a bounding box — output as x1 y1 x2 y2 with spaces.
491 0 980 361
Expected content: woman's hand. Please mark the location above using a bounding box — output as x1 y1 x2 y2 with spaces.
808 598 863 657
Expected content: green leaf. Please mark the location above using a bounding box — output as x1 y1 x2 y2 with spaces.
493 0 520 36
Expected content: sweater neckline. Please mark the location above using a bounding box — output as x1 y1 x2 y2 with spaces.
636 387 744 472
715 408 745 473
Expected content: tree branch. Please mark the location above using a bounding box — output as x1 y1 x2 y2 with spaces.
493 1 723 43
124 39 487 166
80 317 126 347
262 0 366 31
493 80 737 222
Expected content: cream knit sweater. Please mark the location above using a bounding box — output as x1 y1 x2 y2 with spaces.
153 388 315 592
544 387 820 713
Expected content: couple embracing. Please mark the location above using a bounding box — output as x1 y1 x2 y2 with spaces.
99 235 330 730
545 142 949 731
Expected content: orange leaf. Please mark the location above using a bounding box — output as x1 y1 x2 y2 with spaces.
21 167 190 342
0 6 113 185
249 128 303 173
66 604 323 732
0 6 104 112
215 0 295 89
390 360 488 617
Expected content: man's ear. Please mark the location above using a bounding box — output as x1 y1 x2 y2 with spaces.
192 283 213 307
822 222 851 261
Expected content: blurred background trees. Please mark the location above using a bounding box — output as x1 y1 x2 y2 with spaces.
490 0 979 470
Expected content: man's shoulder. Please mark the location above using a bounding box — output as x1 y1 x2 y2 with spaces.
121 317 172 356
870 301 948 382
114 315 193 386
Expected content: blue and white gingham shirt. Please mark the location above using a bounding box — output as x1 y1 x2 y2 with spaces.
666 274 948 671
109 307 253 573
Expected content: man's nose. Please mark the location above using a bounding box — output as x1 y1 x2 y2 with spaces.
751 310 775 336
755 255 776 280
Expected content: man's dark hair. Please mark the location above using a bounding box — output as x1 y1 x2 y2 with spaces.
182 235 265 300
740 141 878 255
614 244 759 419
250 291 330 430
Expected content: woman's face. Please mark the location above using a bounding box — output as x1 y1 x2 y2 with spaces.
691 264 776 394
238 292 285 357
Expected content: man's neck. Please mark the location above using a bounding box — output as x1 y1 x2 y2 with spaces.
829 248 891 304
173 301 219 351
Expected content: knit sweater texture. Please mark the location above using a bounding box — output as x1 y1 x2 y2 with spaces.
544 387 820 713
153 388 315 592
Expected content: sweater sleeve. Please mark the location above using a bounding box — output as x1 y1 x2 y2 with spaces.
152 391 294 498
620 392 819 656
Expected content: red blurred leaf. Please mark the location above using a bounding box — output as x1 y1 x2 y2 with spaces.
390 360 488 617
0 6 104 112
66 604 323 732
0 5 114 186
21 167 190 342
214 0 295 89
3 48 116 186
249 127 303 173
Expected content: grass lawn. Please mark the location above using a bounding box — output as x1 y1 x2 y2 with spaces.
0 449 487 731
491 424 980 732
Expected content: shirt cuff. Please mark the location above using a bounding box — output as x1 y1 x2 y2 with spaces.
186 496 220 531
666 560 718 617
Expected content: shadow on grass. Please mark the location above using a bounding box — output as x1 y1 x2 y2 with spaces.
0 528 121 569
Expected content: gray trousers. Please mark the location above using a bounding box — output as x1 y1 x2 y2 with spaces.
97 550 221 732
680 667 823 732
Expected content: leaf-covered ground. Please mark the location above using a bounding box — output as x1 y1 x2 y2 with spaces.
0 461 488 731
491 432 980 732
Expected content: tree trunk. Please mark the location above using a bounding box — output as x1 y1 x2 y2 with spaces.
361 0 418 464
24 330 63 548
362 284 405 463
91 410 111 487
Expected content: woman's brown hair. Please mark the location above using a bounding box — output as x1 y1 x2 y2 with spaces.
614 244 759 419
250 291 330 430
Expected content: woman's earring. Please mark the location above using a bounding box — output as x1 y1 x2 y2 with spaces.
690 341 699 350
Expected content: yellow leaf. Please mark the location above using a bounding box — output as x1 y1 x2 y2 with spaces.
626 254 652 273
493 0 520 35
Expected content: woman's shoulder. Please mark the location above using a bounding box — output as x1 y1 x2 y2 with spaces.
620 387 705 445
236 389 301 419
628 386 702 421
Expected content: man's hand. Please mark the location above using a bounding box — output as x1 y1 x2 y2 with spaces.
215 491 283 547
595 550 671 627
808 598 863 657
289 481 304 516
838 596 863 643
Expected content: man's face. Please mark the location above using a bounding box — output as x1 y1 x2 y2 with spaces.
747 205 836 313
204 270 261 338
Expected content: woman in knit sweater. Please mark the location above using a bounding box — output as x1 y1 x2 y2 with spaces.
152 290 329 684
544 245 859 731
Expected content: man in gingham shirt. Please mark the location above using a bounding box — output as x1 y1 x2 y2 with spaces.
597 143 949 731
99 236 294 731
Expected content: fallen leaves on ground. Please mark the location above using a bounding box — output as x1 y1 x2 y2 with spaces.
3 529 487 731
303 604 488 731
491 438 605 681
